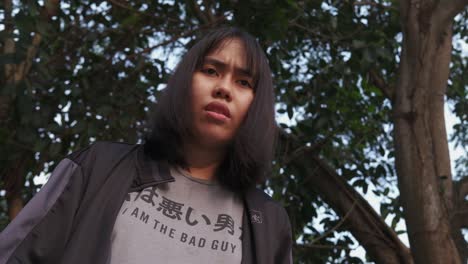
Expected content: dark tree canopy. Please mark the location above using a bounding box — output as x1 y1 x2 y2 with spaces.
1 1 467 263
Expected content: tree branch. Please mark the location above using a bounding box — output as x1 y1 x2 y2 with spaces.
4 0 60 83
454 176 468 200
452 177 468 263
127 33 192 59
453 177 468 228
4 157 27 220
201 0 216 24
353 1 380 7
107 0 155 18
454 202 468 228
294 154 414 263
291 20 365 44
188 0 211 25
352 1 395 10
107 0 134 11
451 223 468 264
1 0 15 123
13 34 42 82
282 137 330 165
310 201 357 244
436 0 468 26
295 243 352 250
278 129 411 263
126 16 226 60
44 0 60 17
369 69 394 101
280 132 413 264
4 0 15 81
126 27 199 60
0 96 12 122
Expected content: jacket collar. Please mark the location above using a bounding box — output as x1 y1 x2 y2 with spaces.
131 145 174 191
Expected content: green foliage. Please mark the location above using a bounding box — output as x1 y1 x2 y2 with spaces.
1 1 466 263
449 10 468 179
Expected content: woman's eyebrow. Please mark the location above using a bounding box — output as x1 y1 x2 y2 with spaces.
204 57 252 78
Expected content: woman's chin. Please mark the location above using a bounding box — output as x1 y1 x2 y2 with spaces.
193 131 233 148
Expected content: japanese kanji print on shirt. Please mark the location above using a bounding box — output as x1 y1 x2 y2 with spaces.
109 167 244 264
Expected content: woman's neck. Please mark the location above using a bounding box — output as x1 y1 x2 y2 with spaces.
183 142 226 181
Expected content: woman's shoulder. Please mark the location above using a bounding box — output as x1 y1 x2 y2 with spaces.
67 141 140 164
244 187 292 248
244 187 289 219
62 142 142 181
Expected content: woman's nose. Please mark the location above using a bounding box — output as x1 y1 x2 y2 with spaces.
212 77 233 101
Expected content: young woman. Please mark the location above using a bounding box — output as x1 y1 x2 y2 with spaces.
0 27 292 264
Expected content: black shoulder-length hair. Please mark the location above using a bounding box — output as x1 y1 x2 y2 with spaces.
144 27 276 193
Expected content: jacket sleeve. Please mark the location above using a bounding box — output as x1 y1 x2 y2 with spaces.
275 207 293 264
0 158 85 264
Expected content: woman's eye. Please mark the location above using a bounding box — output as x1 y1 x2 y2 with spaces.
238 80 252 88
202 68 217 76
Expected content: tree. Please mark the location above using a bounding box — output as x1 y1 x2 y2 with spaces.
391 2 467 263
1 0 60 220
1 1 467 263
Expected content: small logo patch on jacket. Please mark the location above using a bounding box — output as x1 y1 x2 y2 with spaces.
250 210 263 224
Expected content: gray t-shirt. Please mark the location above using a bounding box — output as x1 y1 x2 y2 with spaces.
109 166 244 264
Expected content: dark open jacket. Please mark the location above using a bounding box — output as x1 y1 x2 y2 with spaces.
0 142 292 264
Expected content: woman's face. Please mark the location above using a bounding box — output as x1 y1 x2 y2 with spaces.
189 38 254 149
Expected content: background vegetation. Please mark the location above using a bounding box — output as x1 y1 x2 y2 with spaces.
1 0 467 263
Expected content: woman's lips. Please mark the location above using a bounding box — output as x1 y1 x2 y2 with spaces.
204 102 231 118
205 110 229 122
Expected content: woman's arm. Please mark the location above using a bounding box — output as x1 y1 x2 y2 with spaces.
0 158 85 264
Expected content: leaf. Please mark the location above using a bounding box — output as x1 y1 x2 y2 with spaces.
391 214 400 229
279 123 289 129
287 105 293 120
378 145 385 156
0 128 9 144
352 40 366 49
87 123 98 136
376 164 386 177
0 54 21 65
49 143 62 157
121 14 141 27
383 187 390 196
380 205 389 220
97 105 113 116
1 83 16 97
16 94 33 115
362 181 368 194
34 139 49 152
72 122 86 133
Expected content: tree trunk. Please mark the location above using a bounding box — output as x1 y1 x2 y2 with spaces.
394 2 466 263
4 158 26 220
452 178 468 263
7 194 24 220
